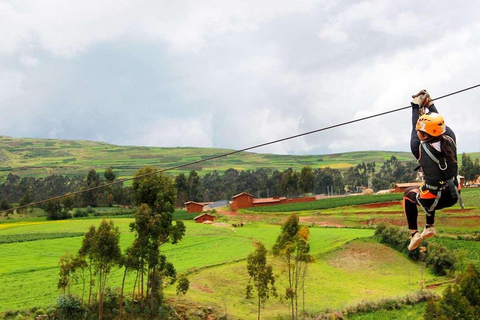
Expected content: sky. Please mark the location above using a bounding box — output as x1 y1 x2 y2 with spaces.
1 0 480 155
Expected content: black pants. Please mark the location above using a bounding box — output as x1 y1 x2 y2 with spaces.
403 186 459 230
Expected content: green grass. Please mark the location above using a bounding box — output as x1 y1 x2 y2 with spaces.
0 218 379 314
250 193 402 212
430 238 480 267
0 232 84 244
460 187 480 207
166 238 439 319
349 303 425 320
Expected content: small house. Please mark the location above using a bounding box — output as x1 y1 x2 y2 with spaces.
230 192 254 211
185 201 205 213
194 213 215 223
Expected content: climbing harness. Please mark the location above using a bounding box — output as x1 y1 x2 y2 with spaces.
418 141 465 213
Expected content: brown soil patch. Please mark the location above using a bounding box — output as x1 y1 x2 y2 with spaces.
328 241 397 270
299 216 345 227
443 208 474 213
426 284 440 289
192 284 214 293
357 201 400 209
215 208 263 221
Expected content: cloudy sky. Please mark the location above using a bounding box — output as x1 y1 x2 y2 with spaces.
1 0 480 155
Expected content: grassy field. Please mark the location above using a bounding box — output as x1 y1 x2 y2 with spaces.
0 136 419 181
1 188 479 318
0 217 441 318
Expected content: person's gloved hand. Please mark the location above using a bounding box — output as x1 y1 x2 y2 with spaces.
411 89 429 107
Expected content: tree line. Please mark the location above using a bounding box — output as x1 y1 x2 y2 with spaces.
3 153 478 215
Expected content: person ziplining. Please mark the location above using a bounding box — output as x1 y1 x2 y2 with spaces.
403 89 463 251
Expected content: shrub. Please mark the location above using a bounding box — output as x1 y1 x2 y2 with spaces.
425 242 456 275
14 314 25 320
34 308 46 317
73 208 88 218
56 294 84 320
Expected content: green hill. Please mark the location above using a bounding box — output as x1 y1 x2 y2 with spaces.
0 136 419 181
2 135 478 182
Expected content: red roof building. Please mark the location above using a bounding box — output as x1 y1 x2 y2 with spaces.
194 213 215 223
230 192 254 211
185 201 205 213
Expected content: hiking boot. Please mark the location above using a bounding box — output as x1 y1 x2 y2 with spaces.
408 232 423 251
421 226 436 238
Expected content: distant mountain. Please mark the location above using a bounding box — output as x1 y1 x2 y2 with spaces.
0 135 443 181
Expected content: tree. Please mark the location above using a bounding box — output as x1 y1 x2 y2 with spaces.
237 170 257 196
187 170 202 202
459 263 480 317
83 169 101 207
272 214 313 320
45 199 65 220
91 218 121 320
423 298 440 319
299 167 314 195
129 166 186 316
222 168 239 198
266 170 283 197
314 167 343 195
202 171 222 201
104 167 116 183
58 254 86 297
176 274 190 297
0 198 12 215
175 173 188 207
281 168 299 197
58 253 76 295
78 225 96 306
61 193 74 212
246 242 276 320
439 285 474 320
18 188 33 213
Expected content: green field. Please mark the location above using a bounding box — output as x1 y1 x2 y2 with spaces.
0 136 419 181
1 187 480 319
0 217 444 319
249 193 403 213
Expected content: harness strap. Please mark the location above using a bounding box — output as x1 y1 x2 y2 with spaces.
416 192 432 217
455 184 465 209
429 191 442 212
420 141 447 170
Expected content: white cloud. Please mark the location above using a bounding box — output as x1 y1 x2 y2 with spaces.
1 0 480 155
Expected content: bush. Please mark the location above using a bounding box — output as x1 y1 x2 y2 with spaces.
73 208 88 218
56 294 84 320
425 242 456 275
34 308 46 317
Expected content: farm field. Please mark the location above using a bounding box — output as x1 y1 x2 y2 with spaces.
0 136 420 181
1 188 479 318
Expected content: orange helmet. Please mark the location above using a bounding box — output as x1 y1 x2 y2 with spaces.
416 113 446 137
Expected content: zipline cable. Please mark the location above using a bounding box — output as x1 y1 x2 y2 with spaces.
2 83 480 214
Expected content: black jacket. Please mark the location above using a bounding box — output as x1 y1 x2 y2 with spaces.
410 104 458 187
